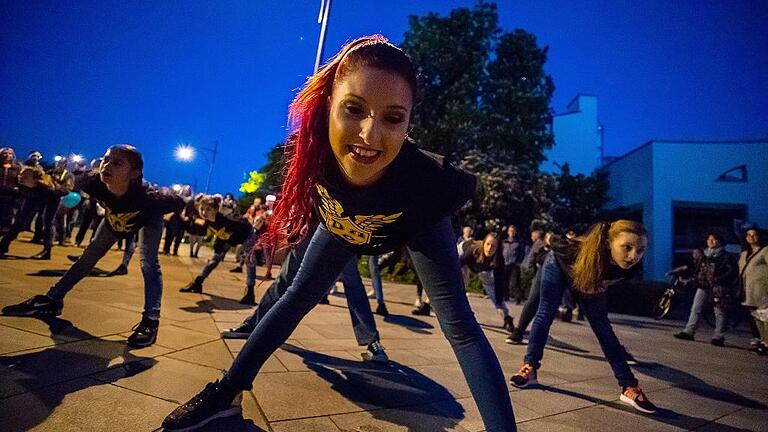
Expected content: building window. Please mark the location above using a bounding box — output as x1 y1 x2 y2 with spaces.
715 165 748 183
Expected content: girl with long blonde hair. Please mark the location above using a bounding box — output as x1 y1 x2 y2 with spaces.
510 220 659 414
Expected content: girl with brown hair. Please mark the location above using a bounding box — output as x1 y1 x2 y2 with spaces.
509 220 658 414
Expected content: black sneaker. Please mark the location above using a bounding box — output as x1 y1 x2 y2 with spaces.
162 379 242 431
505 335 527 345
180 278 204 294
229 266 243 273
107 264 128 277
710 337 725 347
411 302 431 316
31 249 51 260
361 341 389 364
221 323 255 339
2 295 63 316
239 291 256 306
127 318 159 348
503 315 515 333
620 386 657 413
374 303 389 316
673 331 695 341
67 254 81 263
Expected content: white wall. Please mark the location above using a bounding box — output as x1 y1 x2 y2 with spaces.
606 140 768 280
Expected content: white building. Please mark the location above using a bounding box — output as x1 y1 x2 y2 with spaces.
542 94 602 175
604 140 768 280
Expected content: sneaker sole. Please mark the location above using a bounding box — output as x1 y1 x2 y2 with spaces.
164 406 243 432
361 354 389 364
2 309 62 317
127 335 158 349
620 393 656 414
509 377 537 388
221 332 251 339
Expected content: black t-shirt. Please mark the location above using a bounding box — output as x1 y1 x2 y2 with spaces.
78 172 184 238
549 234 640 295
314 142 476 255
205 212 252 248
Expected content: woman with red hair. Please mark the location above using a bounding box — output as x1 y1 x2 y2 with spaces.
163 35 517 431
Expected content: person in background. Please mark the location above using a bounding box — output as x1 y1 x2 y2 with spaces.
510 220 658 414
502 224 525 305
738 227 768 354
674 233 738 346
461 233 515 333
184 193 207 258
0 147 22 233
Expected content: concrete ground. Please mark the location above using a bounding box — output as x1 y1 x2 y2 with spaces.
1 233 766 432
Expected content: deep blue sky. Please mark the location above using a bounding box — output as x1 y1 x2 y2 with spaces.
1 1 766 194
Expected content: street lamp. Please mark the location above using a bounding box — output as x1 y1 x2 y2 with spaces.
71 154 84 163
174 141 218 193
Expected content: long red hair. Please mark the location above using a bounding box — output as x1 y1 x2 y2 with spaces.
259 35 417 255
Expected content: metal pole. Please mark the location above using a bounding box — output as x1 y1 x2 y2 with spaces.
313 0 332 74
204 140 218 193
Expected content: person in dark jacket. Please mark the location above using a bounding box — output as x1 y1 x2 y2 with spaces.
510 220 658 414
0 147 22 232
674 232 738 346
2 145 184 348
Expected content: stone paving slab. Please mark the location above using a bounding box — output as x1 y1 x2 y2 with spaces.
1 233 766 431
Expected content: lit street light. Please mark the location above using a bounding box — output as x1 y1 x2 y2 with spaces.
71 154 84 163
175 144 195 162
174 141 218 193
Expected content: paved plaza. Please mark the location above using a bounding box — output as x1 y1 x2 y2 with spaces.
1 234 766 432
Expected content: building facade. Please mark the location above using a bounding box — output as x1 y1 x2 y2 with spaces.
604 140 768 280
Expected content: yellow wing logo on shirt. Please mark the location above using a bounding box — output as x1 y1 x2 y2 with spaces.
105 209 140 233
316 184 402 245
207 226 232 241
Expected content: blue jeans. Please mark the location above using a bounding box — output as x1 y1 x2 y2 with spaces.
242 229 379 346
525 252 637 388
122 234 136 267
368 255 384 303
47 214 165 320
199 243 231 280
225 218 516 431
479 270 509 316
683 288 727 339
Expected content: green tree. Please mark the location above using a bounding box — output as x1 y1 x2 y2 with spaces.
237 142 286 211
482 30 555 169
550 164 609 233
401 2 499 159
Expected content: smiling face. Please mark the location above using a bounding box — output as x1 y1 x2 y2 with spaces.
328 66 413 187
609 231 647 270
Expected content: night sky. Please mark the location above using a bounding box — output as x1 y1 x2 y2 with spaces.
1 1 766 194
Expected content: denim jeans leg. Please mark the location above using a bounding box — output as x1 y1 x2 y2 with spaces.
122 235 136 267
368 255 384 303
139 214 164 321
714 305 727 339
47 221 118 301
224 225 355 389
339 258 379 345
200 244 230 279
511 268 542 339
242 232 313 328
580 293 638 388
407 217 516 431
246 263 256 288
524 253 566 369
683 288 708 335
480 270 508 315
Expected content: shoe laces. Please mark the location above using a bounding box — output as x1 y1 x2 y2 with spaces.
517 364 535 377
369 341 385 354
